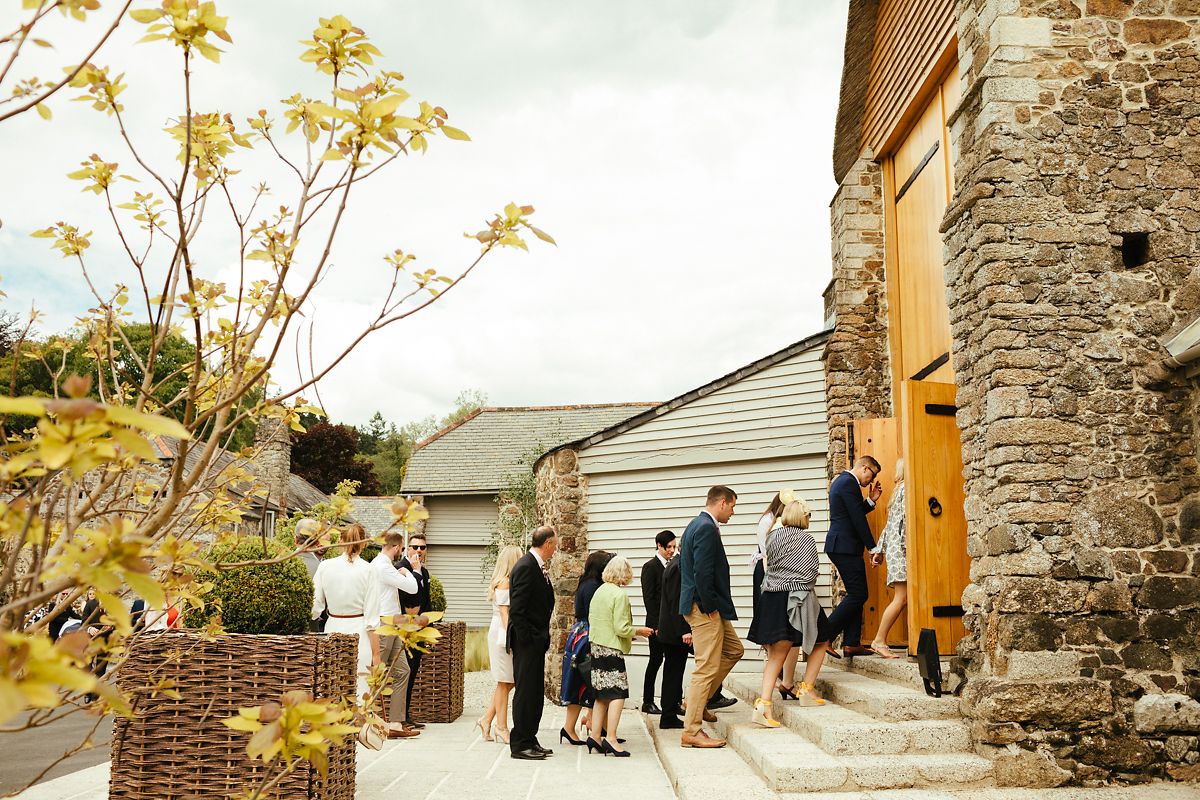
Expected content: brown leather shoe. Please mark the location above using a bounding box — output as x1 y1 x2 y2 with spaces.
680 731 726 748
843 644 875 656
388 727 421 738
702 709 718 723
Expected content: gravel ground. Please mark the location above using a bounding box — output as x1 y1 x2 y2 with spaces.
463 669 494 713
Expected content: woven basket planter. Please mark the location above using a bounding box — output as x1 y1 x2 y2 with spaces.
110 631 358 800
407 621 466 723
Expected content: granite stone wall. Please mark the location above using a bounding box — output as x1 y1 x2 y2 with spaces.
534 448 588 700
946 0 1200 785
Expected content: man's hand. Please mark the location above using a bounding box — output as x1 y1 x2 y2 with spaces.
708 610 720 622
869 481 883 503
682 633 693 646
414 615 430 628
870 553 883 567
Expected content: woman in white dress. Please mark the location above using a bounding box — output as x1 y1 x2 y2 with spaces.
312 523 380 702
478 545 522 743
868 458 907 659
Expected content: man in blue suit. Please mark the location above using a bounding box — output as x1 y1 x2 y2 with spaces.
824 455 883 657
678 485 743 749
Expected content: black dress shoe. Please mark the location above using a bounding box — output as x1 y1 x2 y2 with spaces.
707 695 737 710
533 744 554 755
511 748 547 760
659 717 685 729
641 702 662 714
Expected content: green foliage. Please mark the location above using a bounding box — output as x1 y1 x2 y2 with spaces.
276 479 359 556
464 628 490 673
184 537 312 635
486 443 543 578
429 575 446 613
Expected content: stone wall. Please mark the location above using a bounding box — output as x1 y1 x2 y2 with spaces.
824 152 894 481
945 0 1200 785
253 417 292 517
534 448 587 700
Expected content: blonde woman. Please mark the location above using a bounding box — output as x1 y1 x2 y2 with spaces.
747 499 834 726
312 523 380 702
869 458 907 659
479 545 523 743
586 555 653 757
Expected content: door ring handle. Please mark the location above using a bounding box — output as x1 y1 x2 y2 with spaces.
928 497 943 517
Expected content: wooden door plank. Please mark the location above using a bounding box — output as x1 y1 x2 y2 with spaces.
851 418 907 647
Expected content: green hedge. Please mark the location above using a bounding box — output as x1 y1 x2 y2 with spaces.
429 575 446 613
184 537 312 635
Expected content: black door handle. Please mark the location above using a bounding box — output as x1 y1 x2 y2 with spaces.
928 497 943 517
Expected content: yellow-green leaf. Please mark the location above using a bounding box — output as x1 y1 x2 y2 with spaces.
364 94 405 118
36 103 52 121
440 125 470 141
530 226 557 246
0 397 47 417
105 405 190 439
128 8 161 23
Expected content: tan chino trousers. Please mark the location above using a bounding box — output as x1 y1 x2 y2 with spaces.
683 603 744 737
379 628 411 723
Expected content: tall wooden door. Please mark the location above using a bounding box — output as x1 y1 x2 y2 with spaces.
901 380 969 655
849 418 907 647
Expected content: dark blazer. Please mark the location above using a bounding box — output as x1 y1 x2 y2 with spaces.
574 577 601 622
656 557 691 646
678 512 736 620
825 471 877 554
640 556 665 628
397 558 432 613
507 551 555 651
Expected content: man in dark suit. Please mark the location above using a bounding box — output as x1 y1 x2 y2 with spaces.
507 526 558 760
640 529 676 714
397 533 433 728
678 486 743 749
656 547 691 730
824 455 884 657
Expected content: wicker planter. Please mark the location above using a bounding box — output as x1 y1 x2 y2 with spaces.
408 621 466 723
110 631 357 800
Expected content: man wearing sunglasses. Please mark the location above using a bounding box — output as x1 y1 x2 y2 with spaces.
396 533 435 729
824 455 883 658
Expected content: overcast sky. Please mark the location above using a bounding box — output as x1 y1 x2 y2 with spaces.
0 1 848 427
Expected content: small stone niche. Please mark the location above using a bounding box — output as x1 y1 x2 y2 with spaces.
1118 232 1150 268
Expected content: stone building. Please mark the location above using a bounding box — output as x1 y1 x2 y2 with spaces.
826 0 1200 785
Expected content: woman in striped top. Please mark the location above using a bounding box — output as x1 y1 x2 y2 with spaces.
747 499 834 726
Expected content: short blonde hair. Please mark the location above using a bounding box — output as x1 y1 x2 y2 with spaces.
602 555 633 586
781 499 811 528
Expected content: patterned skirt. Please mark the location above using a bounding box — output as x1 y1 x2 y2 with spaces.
589 644 629 701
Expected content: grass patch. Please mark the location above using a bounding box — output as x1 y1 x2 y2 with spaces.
465 628 490 673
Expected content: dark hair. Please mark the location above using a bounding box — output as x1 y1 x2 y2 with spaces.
765 493 785 518
654 530 676 549
706 485 737 504
408 532 427 544
856 455 881 474
530 526 556 548
578 550 613 588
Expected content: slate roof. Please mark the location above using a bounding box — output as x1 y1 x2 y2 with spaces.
351 496 399 537
536 329 833 469
401 404 659 494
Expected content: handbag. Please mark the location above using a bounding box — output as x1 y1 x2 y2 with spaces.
357 712 387 750
572 648 593 684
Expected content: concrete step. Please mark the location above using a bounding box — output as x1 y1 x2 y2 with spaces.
813 668 963 721
833 649 964 694
724 674 973 755
714 706 992 793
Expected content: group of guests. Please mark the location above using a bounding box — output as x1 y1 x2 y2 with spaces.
475 453 907 756
305 521 436 740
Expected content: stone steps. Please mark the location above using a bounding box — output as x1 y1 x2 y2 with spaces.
830 649 964 694
812 668 963 721
724 674 973 755
713 704 993 793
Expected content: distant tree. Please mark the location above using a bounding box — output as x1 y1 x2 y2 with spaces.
357 411 388 455
291 422 382 495
0 311 23 358
443 388 486 428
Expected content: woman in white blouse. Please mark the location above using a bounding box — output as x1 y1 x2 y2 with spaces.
478 545 522 743
312 523 380 702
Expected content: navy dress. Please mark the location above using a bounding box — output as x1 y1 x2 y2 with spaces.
559 578 601 707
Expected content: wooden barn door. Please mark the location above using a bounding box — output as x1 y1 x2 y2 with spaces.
902 380 968 655
849 418 907 647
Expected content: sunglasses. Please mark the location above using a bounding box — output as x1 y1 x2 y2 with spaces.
409 544 427 551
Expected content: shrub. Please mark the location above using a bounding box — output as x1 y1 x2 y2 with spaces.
184 538 313 635
429 575 446 613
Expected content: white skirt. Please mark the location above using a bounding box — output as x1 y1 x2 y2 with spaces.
325 615 372 703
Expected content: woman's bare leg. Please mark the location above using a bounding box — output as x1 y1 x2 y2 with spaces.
495 682 513 732
759 642 789 704
606 698 626 751
871 582 908 654
781 646 802 689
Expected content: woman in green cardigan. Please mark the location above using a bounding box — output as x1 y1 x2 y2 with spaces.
586 555 653 757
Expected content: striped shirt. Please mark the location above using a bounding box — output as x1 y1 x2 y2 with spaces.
762 525 820 593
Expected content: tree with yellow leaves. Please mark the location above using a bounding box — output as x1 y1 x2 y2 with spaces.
0 2 551 794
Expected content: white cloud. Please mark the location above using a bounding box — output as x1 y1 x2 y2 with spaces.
0 0 848 424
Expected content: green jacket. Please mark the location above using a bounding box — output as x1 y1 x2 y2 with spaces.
588 582 635 654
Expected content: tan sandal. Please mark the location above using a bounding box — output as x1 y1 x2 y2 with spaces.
870 643 900 659
795 682 826 707
751 698 782 727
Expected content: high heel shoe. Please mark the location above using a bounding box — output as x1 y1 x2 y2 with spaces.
585 736 603 754
494 727 510 743
795 682 826 707
476 718 492 741
751 698 781 728
600 727 626 744
559 727 585 746
776 683 799 701
601 738 631 757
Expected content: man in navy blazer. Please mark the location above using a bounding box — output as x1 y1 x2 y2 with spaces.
677 485 743 749
824 455 883 657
